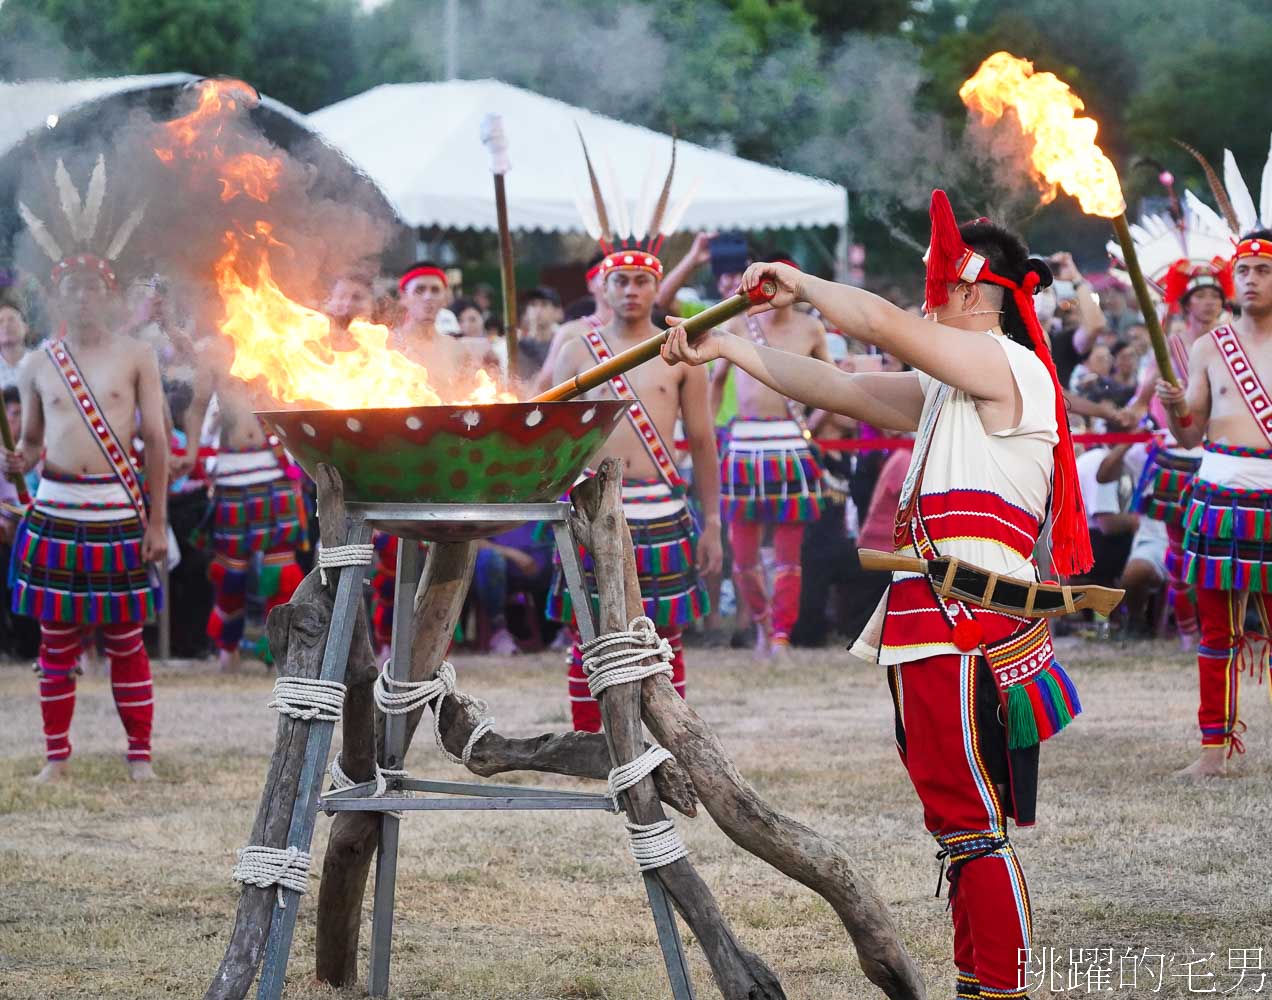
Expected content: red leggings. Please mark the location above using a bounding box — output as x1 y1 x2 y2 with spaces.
567 627 686 733
38 622 153 762
892 654 1031 999
730 520 804 644
1165 522 1198 635
1195 586 1271 750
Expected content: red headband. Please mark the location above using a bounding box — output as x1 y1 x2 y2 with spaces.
598 250 664 280
585 262 603 285
399 265 448 292
772 258 800 271
1234 237 1272 262
923 189 1092 576
50 254 118 291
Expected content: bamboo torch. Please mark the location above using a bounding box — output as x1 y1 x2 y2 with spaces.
480 113 518 378
533 280 775 403
0 403 30 505
959 52 1187 413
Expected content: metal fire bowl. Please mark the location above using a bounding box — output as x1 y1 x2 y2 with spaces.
258 400 630 541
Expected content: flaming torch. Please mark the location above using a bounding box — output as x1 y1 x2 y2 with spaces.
959 52 1187 416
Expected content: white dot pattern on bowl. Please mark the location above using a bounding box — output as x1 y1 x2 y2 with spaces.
301 422 316 437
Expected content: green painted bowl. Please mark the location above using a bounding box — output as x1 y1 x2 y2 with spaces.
260 400 630 540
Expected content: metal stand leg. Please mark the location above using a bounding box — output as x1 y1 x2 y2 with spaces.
552 521 695 1000
256 518 372 1000
368 540 426 997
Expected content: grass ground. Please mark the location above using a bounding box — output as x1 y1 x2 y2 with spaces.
0 637 1270 999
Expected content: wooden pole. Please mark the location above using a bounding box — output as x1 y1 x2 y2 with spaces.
532 280 776 403
0 402 30 505
481 114 518 380
1110 212 1179 388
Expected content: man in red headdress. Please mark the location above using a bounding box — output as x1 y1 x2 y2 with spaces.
4 254 169 782
547 246 723 732
663 190 1090 1000
1159 229 1272 779
1129 255 1232 648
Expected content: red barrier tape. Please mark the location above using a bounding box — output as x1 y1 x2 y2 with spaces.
811 431 1155 452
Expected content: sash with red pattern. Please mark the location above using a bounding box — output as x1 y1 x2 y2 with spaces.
581 318 685 492
742 314 818 447
1210 324 1272 448
45 341 148 525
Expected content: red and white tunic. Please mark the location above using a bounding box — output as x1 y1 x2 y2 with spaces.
852 331 1059 664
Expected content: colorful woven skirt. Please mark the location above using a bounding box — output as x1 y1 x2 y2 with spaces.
547 479 709 629
1182 473 1272 592
209 476 304 560
1135 446 1202 526
9 507 156 624
721 418 822 523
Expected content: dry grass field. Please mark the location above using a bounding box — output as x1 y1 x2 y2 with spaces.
1 637 1270 999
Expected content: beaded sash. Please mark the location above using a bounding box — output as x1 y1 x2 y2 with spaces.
1211 324 1272 448
581 318 685 492
45 341 147 525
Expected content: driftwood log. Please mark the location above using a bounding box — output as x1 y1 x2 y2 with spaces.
591 465 928 999
205 464 375 1000
571 461 785 999
315 538 698 987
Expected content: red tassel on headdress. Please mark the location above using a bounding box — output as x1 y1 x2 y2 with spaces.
1013 272 1093 575
925 190 966 310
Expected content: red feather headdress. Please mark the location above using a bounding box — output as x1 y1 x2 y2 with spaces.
924 189 1092 576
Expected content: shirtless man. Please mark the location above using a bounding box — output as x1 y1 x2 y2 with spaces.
324 272 375 351
545 249 723 731
712 252 829 659
1158 230 1272 778
182 340 306 672
390 261 495 386
4 259 168 782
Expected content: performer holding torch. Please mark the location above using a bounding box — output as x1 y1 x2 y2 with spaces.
663 191 1090 1000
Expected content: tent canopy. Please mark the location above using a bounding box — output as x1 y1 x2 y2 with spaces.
0 73 312 157
308 79 847 234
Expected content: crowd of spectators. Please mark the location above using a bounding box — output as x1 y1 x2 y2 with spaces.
0 239 1192 665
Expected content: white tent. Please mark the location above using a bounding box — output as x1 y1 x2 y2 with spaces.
0 74 311 157
308 79 847 234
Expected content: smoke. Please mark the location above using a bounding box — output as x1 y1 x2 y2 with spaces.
11 79 398 355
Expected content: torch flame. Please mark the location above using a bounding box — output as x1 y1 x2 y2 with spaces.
154 78 515 409
959 52 1125 219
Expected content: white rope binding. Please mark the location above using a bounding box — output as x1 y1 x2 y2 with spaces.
268 676 346 722
328 753 409 818
580 616 674 698
608 744 674 804
373 662 494 766
317 542 375 585
626 820 688 871
232 845 311 907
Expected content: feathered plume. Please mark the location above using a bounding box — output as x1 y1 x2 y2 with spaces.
17 200 65 262
54 159 83 243
1261 133 1272 232
1224 148 1258 234
1173 138 1239 234
105 204 146 262
575 125 612 253
80 155 107 244
647 132 678 250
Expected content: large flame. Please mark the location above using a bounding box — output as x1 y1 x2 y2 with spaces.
959 52 1125 219
154 78 514 409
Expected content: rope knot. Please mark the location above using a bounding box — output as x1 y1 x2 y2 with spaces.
373 662 494 767
232 843 312 907
317 542 375 585
625 820 688 871
580 616 674 698
268 676 346 723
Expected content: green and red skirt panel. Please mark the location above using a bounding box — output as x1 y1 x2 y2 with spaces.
721 419 822 523
548 479 709 629
9 508 156 624
1135 446 1202 525
210 478 305 560
1182 473 1272 592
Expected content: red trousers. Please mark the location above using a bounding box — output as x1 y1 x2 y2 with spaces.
1195 586 1271 750
207 544 303 653
1165 522 1198 635
730 521 804 645
891 654 1031 999
38 622 154 762
567 627 686 732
